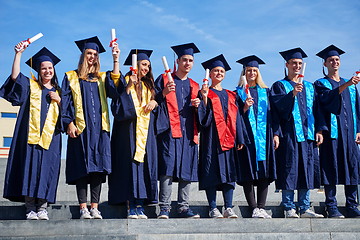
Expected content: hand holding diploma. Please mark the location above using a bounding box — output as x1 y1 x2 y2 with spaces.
15 33 43 52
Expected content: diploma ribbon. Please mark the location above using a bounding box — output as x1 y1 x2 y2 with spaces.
298 74 304 78
109 38 118 47
165 69 171 73
130 66 137 75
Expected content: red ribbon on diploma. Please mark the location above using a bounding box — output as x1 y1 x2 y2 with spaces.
130 67 137 75
109 38 118 47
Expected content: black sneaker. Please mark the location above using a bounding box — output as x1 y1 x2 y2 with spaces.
327 206 345 218
178 208 200 218
346 206 360 218
157 208 170 219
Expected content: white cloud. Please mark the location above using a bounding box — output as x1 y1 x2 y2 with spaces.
139 0 225 45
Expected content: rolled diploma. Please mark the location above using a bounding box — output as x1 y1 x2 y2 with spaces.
204 69 209 85
242 75 251 98
162 56 173 82
15 33 43 51
111 29 117 55
131 54 137 74
298 62 306 83
111 29 116 41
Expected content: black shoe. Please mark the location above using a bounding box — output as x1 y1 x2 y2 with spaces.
178 208 200 218
327 206 345 218
346 206 360 218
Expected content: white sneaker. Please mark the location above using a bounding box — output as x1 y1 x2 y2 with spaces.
284 209 299 218
80 208 92 219
209 208 223 218
90 208 103 219
37 210 49 220
223 208 238 218
26 211 38 220
258 208 272 219
252 208 263 218
300 209 324 218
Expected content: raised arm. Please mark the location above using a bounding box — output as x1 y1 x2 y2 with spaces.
11 42 27 81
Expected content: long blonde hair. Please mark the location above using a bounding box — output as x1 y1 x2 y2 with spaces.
77 49 101 80
238 67 268 88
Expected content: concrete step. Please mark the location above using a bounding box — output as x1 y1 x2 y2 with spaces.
0 201 353 220
0 218 359 240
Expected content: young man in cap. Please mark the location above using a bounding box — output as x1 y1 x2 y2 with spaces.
314 45 360 218
270 48 325 218
155 43 201 219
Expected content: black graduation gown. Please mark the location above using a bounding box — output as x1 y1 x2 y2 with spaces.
0 73 61 203
236 87 277 185
314 77 360 185
198 89 245 190
61 71 117 184
154 74 199 182
270 78 324 190
108 73 158 204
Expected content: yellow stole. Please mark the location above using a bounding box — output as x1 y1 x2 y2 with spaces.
125 75 152 163
65 70 110 134
27 78 59 150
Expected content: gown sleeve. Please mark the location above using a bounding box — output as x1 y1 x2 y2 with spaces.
0 73 29 106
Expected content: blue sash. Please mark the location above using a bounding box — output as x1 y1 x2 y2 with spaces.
236 85 267 164
317 78 357 139
279 80 315 142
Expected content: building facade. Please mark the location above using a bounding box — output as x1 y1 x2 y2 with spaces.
0 98 19 157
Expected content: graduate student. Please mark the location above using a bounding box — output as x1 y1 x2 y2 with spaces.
61 36 118 219
198 54 245 218
235 55 277 219
108 48 158 219
270 48 324 218
0 44 62 220
154 43 201 219
314 45 360 218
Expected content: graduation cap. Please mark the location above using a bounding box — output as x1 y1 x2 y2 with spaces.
124 49 153 65
171 43 200 58
25 47 61 72
201 54 231 71
279 47 307 61
316 44 345 60
236 55 265 68
75 36 106 53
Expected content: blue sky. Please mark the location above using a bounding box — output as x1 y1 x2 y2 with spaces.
0 0 359 156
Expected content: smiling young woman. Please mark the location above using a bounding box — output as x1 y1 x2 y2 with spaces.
0 45 62 221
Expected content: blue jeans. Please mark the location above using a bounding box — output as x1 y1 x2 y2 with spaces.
282 189 310 214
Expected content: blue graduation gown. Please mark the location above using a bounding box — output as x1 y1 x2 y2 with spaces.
108 73 158 204
314 77 360 185
236 87 277 185
61 71 117 184
154 74 198 182
270 78 324 190
0 73 61 203
198 89 245 190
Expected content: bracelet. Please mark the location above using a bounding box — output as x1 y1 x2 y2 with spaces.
113 60 118 63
